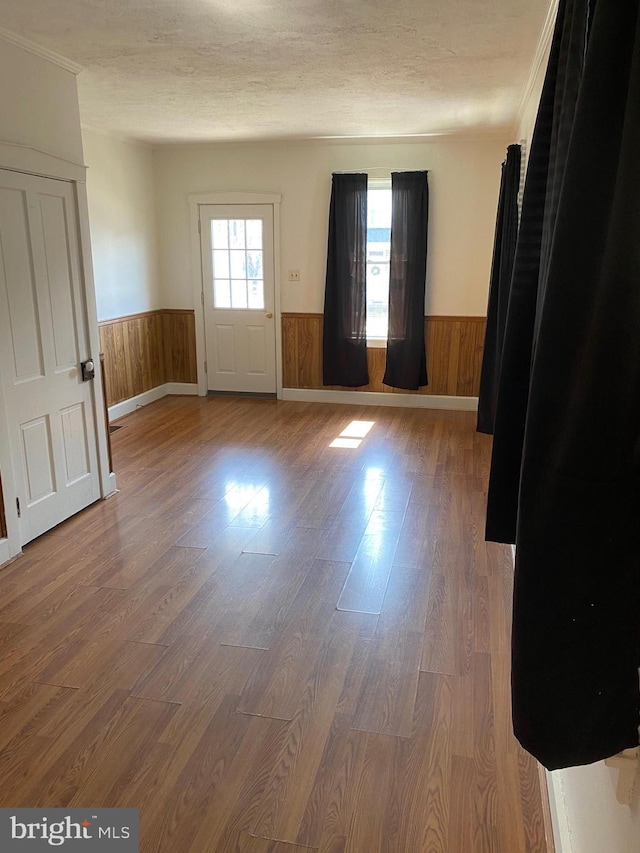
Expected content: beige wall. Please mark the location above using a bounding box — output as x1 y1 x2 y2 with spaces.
516 44 548 164
515 0 557 163
0 37 83 164
153 134 511 317
83 129 161 321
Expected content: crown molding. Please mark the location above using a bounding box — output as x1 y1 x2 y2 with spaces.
0 26 83 75
515 0 559 128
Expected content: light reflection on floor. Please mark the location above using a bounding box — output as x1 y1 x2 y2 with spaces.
224 482 270 524
329 419 375 449
363 466 384 516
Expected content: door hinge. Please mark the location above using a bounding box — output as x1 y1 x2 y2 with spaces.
204 360 208 373
16 497 21 518
198 220 201 234
201 291 204 306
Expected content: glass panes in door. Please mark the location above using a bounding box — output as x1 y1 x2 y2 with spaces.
211 219 264 309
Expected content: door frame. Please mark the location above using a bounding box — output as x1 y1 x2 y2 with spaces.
0 147 115 564
188 191 283 398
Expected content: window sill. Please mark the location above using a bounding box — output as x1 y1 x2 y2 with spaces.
367 338 387 349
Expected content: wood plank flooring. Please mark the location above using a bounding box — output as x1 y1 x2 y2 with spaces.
0 396 551 852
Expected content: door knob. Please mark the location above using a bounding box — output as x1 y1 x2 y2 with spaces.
81 359 95 381
265 312 273 319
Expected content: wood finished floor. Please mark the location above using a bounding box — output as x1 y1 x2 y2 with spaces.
0 397 550 852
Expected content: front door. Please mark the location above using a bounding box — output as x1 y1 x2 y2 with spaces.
200 204 276 394
0 169 100 545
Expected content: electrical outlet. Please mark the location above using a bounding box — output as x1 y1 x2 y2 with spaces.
288 269 300 282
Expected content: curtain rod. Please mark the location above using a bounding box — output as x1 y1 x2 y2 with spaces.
331 169 390 178
332 168 429 178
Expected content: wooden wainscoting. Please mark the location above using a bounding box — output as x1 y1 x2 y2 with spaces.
162 309 198 384
282 313 486 396
99 309 197 407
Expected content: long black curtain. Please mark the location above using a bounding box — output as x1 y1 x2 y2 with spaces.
477 144 521 434
322 173 369 387
383 171 429 390
486 0 640 770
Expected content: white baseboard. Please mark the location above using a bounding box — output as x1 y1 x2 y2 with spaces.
107 383 198 422
0 539 13 570
546 770 572 853
108 385 474 418
108 385 168 422
104 471 117 497
166 382 199 396
281 388 478 411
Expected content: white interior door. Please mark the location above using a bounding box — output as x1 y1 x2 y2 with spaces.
0 169 100 545
200 204 276 394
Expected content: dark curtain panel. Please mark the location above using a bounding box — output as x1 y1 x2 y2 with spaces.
486 0 592 544
477 144 521 434
487 0 640 770
322 173 369 387
382 171 429 390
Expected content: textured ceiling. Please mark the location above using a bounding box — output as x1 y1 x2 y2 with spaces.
1 0 551 144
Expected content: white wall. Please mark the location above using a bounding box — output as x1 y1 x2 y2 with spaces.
83 129 161 320
515 0 557 163
0 36 83 165
549 764 640 853
154 134 510 317
516 44 548 164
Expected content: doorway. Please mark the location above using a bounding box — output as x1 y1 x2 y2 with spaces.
199 203 277 395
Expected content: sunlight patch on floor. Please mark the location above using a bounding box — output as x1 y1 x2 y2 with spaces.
329 420 375 449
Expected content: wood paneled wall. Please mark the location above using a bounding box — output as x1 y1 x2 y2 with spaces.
99 309 485 408
99 309 197 407
282 313 486 396
162 309 198 384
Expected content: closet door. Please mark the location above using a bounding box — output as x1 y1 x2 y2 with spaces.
0 169 100 544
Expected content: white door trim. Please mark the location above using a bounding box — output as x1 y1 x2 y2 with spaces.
74 180 117 498
0 141 87 183
189 191 283 398
0 356 21 561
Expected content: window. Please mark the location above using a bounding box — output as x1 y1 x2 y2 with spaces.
323 170 429 389
366 186 391 341
211 218 264 310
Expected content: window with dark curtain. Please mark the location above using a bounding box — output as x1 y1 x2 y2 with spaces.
383 171 429 390
477 144 521 434
322 173 369 387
